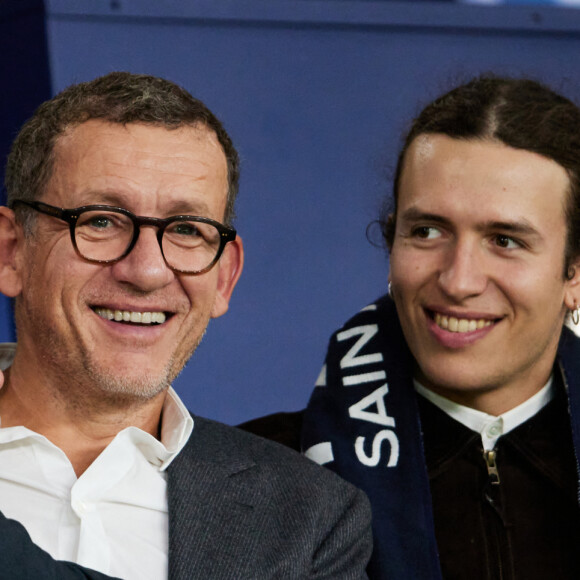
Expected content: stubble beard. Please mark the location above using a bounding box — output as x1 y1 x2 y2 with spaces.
83 354 175 401
78 325 207 405
18 304 207 413
16 255 209 411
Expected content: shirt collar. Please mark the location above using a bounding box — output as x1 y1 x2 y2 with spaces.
156 387 193 470
414 377 554 451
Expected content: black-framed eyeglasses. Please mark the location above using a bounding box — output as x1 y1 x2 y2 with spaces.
12 200 237 275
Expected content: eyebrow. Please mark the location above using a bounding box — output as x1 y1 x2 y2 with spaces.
78 191 212 217
399 208 542 238
398 208 452 228
484 220 541 238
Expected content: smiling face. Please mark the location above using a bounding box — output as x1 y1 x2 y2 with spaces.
9 120 243 405
389 134 580 414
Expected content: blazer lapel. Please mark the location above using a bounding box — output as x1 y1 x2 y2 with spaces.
166 416 270 580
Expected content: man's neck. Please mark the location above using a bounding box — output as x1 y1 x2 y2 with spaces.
414 367 555 416
0 359 166 477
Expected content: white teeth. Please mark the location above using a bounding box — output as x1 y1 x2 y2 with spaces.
152 312 165 324
434 313 493 333
457 319 469 333
94 308 167 325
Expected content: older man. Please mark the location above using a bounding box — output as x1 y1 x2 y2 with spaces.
0 72 371 579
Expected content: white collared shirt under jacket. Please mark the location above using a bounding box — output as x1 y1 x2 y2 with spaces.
414 377 554 450
0 342 194 580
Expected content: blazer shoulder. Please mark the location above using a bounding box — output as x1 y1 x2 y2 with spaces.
187 414 369 506
170 415 372 579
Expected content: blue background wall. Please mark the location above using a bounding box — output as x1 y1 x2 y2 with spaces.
2 0 580 424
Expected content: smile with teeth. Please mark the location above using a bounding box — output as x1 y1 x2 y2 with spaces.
93 307 167 325
434 312 493 333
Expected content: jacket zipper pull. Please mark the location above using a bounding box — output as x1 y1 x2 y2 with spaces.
484 449 500 485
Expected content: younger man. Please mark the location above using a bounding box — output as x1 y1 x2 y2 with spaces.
245 76 580 579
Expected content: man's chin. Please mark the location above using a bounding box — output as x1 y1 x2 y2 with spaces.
84 362 176 401
77 338 200 403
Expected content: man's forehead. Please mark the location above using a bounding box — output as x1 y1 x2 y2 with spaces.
45 120 229 218
400 134 570 199
403 133 569 179
50 120 226 183
55 119 221 156
396 134 571 234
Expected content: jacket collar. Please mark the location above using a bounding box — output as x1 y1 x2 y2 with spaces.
166 415 266 580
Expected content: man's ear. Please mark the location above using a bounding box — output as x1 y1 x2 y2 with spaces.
210 235 244 319
0 207 23 297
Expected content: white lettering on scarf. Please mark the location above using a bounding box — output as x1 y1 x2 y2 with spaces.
340 325 400 468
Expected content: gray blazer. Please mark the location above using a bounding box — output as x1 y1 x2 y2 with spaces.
0 410 370 579
167 415 372 579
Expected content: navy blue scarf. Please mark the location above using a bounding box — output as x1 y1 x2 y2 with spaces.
302 295 441 579
302 293 580 579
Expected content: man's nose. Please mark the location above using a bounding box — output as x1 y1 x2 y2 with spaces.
110 227 174 291
437 238 488 301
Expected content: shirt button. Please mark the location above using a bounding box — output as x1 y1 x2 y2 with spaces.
487 425 501 437
72 500 89 515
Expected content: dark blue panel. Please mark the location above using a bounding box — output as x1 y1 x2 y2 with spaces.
39 1 580 423
45 0 580 33
0 0 51 343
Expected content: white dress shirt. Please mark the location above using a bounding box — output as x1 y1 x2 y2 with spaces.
0 343 193 580
414 378 554 450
